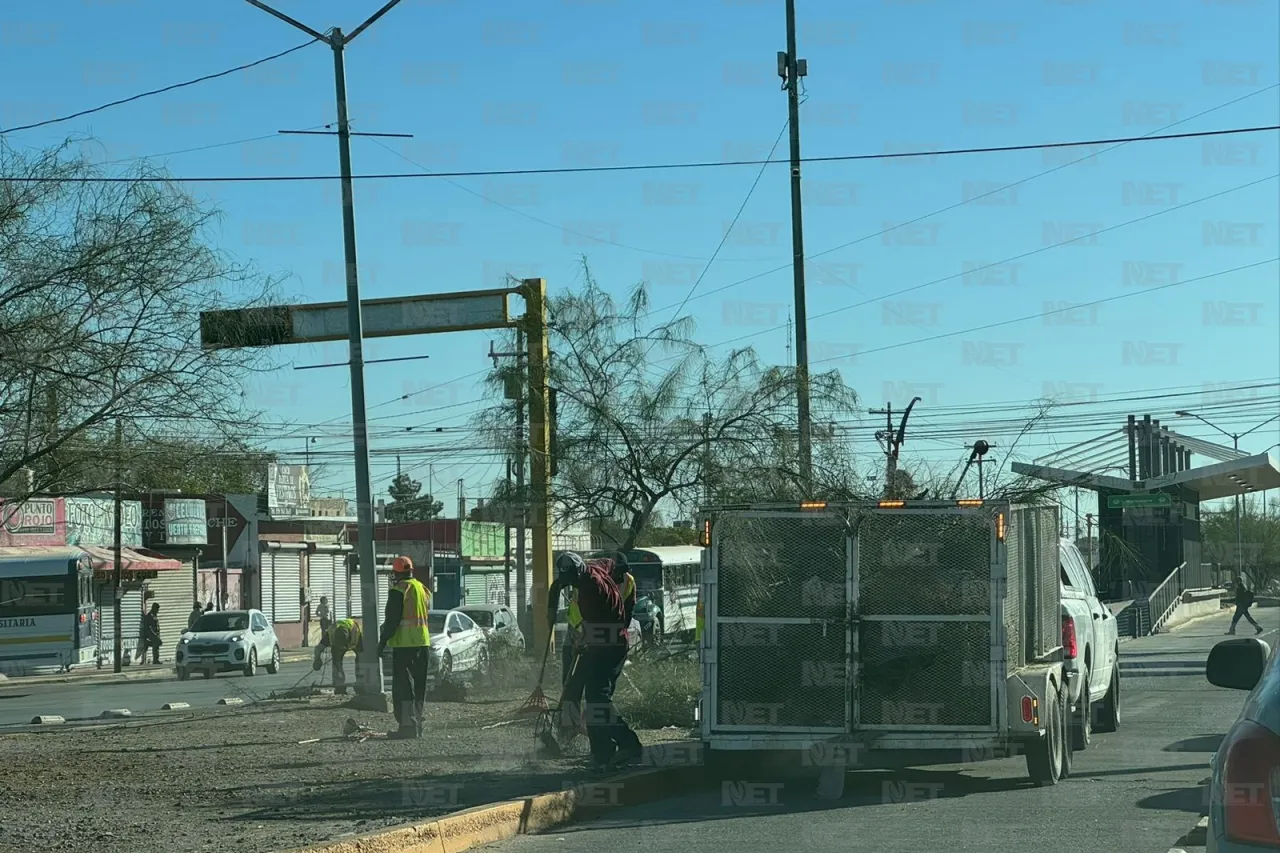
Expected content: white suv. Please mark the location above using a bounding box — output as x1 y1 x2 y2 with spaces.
176 608 282 680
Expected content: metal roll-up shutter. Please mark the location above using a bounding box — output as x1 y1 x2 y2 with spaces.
463 570 487 607
349 565 363 622
96 586 144 660
272 550 302 623
309 552 337 619
147 566 193 662
334 559 350 619
376 572 391 618
259 554 275 623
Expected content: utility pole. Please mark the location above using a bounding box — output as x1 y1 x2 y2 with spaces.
1086 513 1096 571
870 397 921 499
778 0 812 483
220 496 229 610
702 412 713 507
504 458 513 607
245 0 407 709
112 418 124 674
457 478 465 521
489 333 528 635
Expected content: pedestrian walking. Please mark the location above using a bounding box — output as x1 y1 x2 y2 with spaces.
547 552 642 771
300 585 311 647
378 555 432 739
316 595 332 636
138 603 162 664
187 602 203 631
1228 579 1264 635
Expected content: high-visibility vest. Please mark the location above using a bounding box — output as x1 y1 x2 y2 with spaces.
566 589 583 629
621 573 636 602
387 578 432 648
330 617 361 650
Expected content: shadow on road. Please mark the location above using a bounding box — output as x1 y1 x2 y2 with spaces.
1136 781 1210 815
1163 734 1224 753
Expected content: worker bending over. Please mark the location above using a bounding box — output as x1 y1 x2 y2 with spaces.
548 552 643 770
314 617 363 695
378 555 432 739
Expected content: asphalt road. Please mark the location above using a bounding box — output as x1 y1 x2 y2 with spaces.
480 609 1272 853
0 659 330 725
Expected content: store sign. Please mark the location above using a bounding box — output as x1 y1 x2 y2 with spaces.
165 499 207 545
0 498 65 545
64 497 142 548
1 499 57 535
267 464 311 517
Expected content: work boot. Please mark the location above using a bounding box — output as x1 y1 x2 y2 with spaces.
388 726 416 740
608 746 643 770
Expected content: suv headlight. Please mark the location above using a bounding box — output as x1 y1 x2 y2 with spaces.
229 635 244 644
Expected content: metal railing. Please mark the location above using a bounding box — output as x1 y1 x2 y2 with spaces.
1145 562 1190 636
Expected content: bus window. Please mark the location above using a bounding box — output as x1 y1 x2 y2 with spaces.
0 576 72 617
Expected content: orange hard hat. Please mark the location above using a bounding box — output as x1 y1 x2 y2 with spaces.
391 555 414 574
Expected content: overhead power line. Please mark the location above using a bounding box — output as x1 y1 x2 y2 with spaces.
3 125 1274 183
0 38 319 136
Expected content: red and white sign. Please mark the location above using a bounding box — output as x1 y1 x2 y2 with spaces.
0 498 66 546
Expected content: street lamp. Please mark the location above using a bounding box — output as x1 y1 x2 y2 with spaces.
1174 410 1280 583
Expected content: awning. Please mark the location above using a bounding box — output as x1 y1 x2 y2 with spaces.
1011 452 1280 502
80 546 182 573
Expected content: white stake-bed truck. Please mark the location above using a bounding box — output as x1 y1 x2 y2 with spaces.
696 499 1074 788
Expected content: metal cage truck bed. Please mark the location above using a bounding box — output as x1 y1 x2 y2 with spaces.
697 499 1075 790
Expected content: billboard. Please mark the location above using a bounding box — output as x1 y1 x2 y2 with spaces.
64 496 143 548
164 499 208 545
267 464 311 518
0 498 64 545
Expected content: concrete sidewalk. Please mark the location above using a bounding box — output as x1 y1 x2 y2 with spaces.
4 648 315 686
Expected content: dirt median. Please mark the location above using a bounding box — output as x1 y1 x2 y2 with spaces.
0 681 694 853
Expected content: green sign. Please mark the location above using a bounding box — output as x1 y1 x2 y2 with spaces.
1107 493 1172 509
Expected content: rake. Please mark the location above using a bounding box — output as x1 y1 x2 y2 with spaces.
514 632 555 718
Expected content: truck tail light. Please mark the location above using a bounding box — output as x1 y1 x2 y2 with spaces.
1062 616 1078 659
1222 720 1280 845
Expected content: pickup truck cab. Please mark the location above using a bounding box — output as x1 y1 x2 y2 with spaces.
1059 538 1121 750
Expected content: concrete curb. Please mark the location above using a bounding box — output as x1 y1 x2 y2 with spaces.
288 745 706 853
29 715 65 725
216 697 244 706
4 651 314 686
161 702 190 711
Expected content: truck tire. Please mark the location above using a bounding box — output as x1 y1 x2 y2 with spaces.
1095 662 1120 733
1071 666 1092 751
1026 681 1066 786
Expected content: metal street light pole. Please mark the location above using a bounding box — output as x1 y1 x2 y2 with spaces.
1175 410 1280 585
244 0 405 709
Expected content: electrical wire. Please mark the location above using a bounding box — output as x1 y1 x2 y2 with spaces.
0 38 320 136
3 125 1274 183
813 258 1280 366
363 136 782 265
640 83 1280 316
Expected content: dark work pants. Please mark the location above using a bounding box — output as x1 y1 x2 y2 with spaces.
391 647 430 730
561 643 586 730
1231 605 1262 632
582 644 641 762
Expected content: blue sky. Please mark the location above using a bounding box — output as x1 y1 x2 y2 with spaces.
3 0 1278 521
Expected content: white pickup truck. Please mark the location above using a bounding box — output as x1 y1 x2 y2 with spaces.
1059 537 1120 750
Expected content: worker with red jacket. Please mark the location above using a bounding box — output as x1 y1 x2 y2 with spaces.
547 552 643 770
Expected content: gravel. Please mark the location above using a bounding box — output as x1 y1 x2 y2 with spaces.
0 684 692 853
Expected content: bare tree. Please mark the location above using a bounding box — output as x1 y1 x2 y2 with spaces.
473 262 862 550
0 139 282 499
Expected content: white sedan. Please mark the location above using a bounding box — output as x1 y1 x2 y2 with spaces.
379 609 486 685
175 609 282 679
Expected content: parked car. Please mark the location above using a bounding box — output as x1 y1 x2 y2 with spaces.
1205 637 1280 850
1059 537 1121 749
176 609 281 680
428 609 486 684
456 604 526 653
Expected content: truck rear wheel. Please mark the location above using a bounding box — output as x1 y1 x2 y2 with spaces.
1071 666 1092 751
1095 662 1120 733
1026 681 1066 786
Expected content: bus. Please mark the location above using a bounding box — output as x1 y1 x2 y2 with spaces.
0 548 98 676
589 546 703 640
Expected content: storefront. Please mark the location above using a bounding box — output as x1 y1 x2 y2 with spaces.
86 546 184 663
